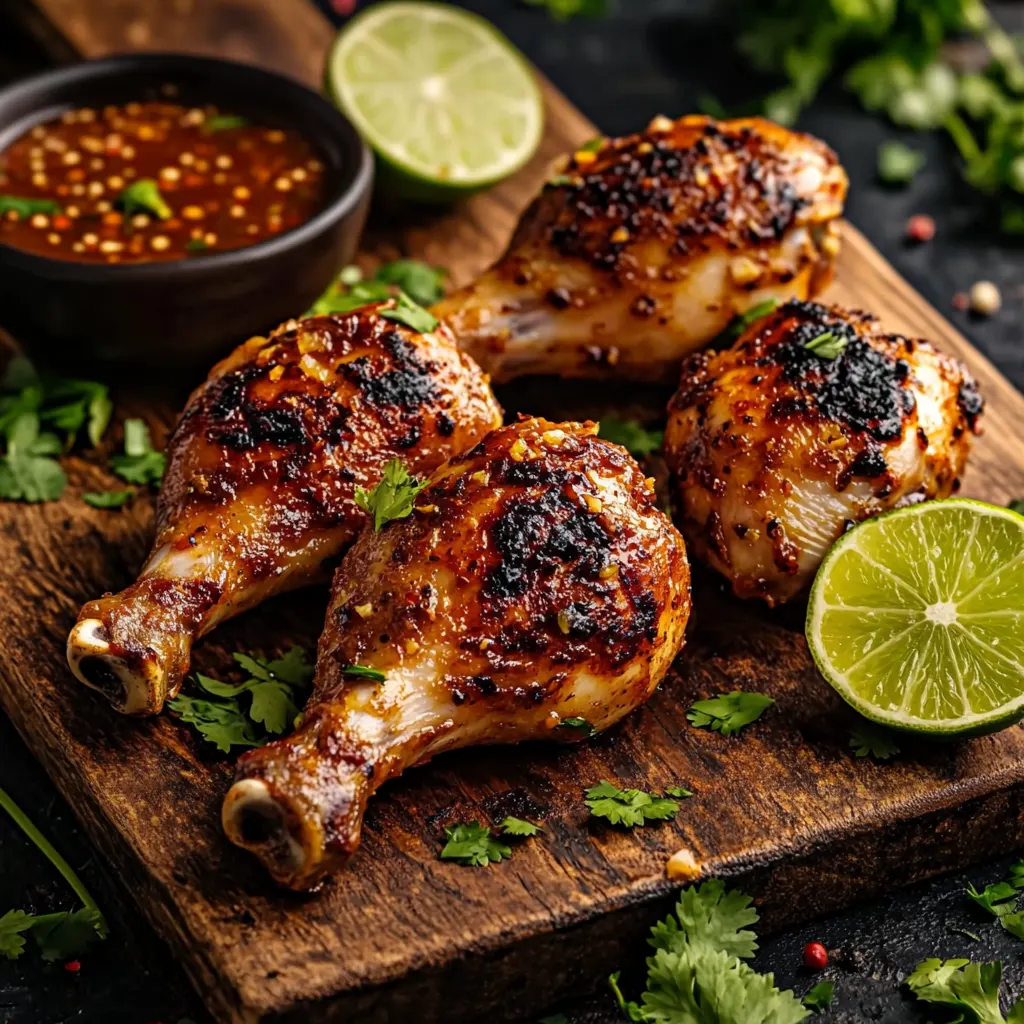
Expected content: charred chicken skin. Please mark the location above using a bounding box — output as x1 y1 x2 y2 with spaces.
665 300 984 605
433 115 848 384
67 304 502 716
222 417 691 889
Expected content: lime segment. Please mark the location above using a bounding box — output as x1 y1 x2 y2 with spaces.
806 499 1024 737
326 1 544 200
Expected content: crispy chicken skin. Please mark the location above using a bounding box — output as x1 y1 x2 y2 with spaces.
67 304 502 716
665 300 984 605
222 417 691 889
433 115 847 383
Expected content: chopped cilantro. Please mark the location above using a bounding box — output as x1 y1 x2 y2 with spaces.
306 258 445 316
804 331 847 359
556 716 596 737
380 291 439 333
355 459 427 531
202 114 250 133
687 692 774 737
1001 910 1024 941
665 786 693 799
713 298 780 347
0 195 61 218
584 781 680 828
168 646 314 751
440 821 512 867
342 664 386 682
878 140 925 184
374 259 447 306
110 418 166 487
0 785 108 961
802 980 835 1012
82 488 135 510
849 721 901 760
966 881 1018 918
500 816 542 837
597 418 664 458
117 178 171 220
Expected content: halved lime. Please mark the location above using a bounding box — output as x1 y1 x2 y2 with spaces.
325 1 544 202
806 499 1024 738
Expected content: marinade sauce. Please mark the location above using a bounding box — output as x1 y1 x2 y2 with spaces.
0 101 326 264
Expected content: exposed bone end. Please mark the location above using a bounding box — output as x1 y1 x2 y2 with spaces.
66 618 165 716
222 778 340 891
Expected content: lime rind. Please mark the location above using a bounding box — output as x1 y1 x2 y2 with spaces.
806 499 1024 737
326 1 544 199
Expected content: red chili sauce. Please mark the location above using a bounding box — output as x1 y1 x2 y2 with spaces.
0 102 326 264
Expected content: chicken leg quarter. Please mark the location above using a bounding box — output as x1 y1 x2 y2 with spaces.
222 417 691 889
67 304 502 715
433 115 848 383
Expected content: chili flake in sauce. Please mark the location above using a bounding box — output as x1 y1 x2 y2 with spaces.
0 102 326 263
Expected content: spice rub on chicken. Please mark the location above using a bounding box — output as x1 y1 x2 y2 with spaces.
222 417 691 889
665 300 983 605
67 303 502 716
434 115 848 383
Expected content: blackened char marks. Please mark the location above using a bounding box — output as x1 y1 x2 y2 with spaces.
772 302 914 441
957 378 984 430
484 488 608 600
204 369 310 451
341 355 439 411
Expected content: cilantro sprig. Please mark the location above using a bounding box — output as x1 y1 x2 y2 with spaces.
109 418 166 488
168 646 314 753
0 357 112 504
584 781 680 828
597 418 664 458
439 815 543 867
0 785 108 962
0 195 61 218
804 331 847 360
687 692 775 737
306 258 446 316
609 879 809 1023
355 459 428 531
556 716 597 737
906 958 1024 1023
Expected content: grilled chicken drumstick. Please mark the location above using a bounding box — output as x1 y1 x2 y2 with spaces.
665 300 984 605
67 304 502 715
433 115 848 383
222 417 691 889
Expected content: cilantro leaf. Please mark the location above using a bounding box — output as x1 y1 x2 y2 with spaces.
440 821 512 866
1001 910 1024 941
849 722 901 760
878 140 925 184
687 692 774 737
500 816 542 837
0 910 32 959
649 878 759 960
556 716 596 737
713 298 780 347
804 331 847 359
118 178 171 220
380 291 440 334
906 958 1007 1024
967 881 1018 917
308 277 393 316
609 971 647 1021
374 259 447 306
40 377 111 447
597 418 664 457
342 664 387 682
83 488 134 509
640 946 810 1024
584 781 680 828
0 195 61 218
802 981 834 1013
167 692 260 753
355 459 428 531
665 786 693 799
110 418 166 487
28 907 106 962
1009 861 1024 889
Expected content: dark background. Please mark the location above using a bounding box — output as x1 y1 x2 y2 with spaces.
2 1 1024 1022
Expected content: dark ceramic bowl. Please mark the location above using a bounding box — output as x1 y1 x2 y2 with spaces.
0 54 373 370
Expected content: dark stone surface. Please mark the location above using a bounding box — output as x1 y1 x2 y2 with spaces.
2 2 1024 1022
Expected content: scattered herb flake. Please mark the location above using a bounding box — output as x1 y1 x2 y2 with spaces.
802 980 835 1012
687 692 775 737
342 664 387 682
109 418 166 487
117 178 171 220
82 488 135 509
556 716 597 737
202 114 250 133
379 291 440 333
597 418 664 458
440 821 512 867
374 259 447 306
878 140 926 184
714 298 780 347
500 816 542 837
355 459 428 531
849 721 901 760
664 786 693 799
584 781 680 829
0 195 61 218
804 331 848 359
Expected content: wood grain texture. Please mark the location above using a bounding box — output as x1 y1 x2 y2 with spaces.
3 1 1024 1021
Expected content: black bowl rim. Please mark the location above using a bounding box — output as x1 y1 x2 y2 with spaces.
0 52 374 283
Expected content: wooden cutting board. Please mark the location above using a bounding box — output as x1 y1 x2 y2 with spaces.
4 2 1024 1022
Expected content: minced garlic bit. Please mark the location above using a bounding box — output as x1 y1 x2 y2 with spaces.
557 610 571 635
665 847 701 881
610 226 630 244
479 638 491 650
644 477 656 492
648 114 674 133
509 438 530 462
471 470 489 485
584 494 603 514
574 149 598 166
268 365 284 382
354 602 373 619
405 639 420 654
415 504 436 514
729 255 763 286
542 429 566 447
599 564 619 580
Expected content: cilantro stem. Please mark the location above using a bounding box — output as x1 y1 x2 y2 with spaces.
944 111 982 167
0 785 105 926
